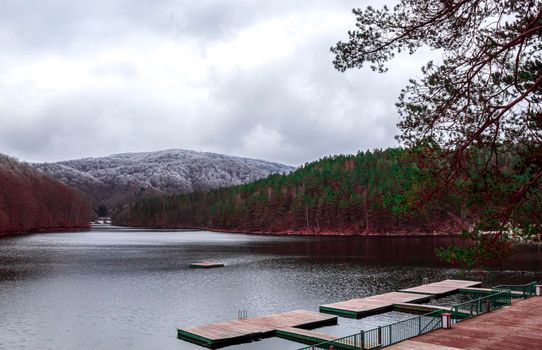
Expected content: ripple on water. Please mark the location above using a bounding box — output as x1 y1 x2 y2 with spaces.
0 228 540 350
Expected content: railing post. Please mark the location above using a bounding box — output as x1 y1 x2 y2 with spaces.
442 313 452 329
378 326 382 346
353 333 357 348
486 298 491 313
360 330 364 350
418 316 421 334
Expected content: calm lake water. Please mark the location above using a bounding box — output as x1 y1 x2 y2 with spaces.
1 227 541 350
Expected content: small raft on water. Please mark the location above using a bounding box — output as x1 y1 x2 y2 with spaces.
189 262 224 269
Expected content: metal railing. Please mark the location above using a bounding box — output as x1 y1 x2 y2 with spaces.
492 282 538 299
297 332 362 350
297 284 532 350
449 291 511 322
297 310 442 350
237 309 248 319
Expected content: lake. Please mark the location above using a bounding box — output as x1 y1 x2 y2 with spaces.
1 227 541 350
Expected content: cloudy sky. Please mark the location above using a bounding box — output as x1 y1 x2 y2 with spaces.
0 0 432 166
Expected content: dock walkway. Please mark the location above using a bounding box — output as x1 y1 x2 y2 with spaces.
276 327 359 350
276 327 339 344
177 310 337 348
400 279 481 297
459 286 524 297
394 303 450 313
393 303 471 318
320 292 432 318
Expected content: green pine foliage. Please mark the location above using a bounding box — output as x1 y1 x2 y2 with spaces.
114 148 463 234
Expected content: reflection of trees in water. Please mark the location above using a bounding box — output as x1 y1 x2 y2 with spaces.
253 237 460 267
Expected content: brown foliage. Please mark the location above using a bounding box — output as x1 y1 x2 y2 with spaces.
0 154 93 235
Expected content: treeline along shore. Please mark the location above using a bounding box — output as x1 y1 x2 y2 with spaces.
114 147 540 236
0 154 93 236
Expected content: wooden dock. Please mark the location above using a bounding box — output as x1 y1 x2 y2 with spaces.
276 326 338 343
459 287 524 297
177 278 491 348
177 310 337 348
276 327 359 349
189 262 225 268
393 303 470 318
320 292 432 318
386 297 542 349
393 302 452 313
400 279 481 297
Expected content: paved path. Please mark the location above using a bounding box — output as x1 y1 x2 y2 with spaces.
387 297 542 349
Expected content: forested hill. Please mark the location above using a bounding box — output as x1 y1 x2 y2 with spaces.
0 154 92 236
113 148 475 234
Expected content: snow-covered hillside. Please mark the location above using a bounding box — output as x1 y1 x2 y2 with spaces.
33 149 295 208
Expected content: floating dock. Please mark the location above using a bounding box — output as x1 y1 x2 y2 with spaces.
177 278 489 348
393 303 470 318
177 310 337 348
400 279 481 297
393 302 454 313
319 292 432 318
459 287 523 297
189 262 225 268
275 327 353 347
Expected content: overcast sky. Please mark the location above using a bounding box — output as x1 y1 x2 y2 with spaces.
0 0 432 166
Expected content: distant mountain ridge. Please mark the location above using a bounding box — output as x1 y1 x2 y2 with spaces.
33 149 295 210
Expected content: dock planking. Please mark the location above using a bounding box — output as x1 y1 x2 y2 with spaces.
393 303 470 318
459 287 524 297
394 302 453 313
319 292 432 318
177 310 337 348
400 279 482 297
276 327 339 344
189 262 224 268
276 327 359 350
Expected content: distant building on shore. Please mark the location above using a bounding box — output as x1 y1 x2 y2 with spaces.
92 217 111 225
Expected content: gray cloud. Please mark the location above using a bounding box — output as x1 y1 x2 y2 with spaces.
0 0 429 166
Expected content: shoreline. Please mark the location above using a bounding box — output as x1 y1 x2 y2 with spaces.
207 228 462 237
112 223 462 237
107 224 540 244
0 226 91 238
